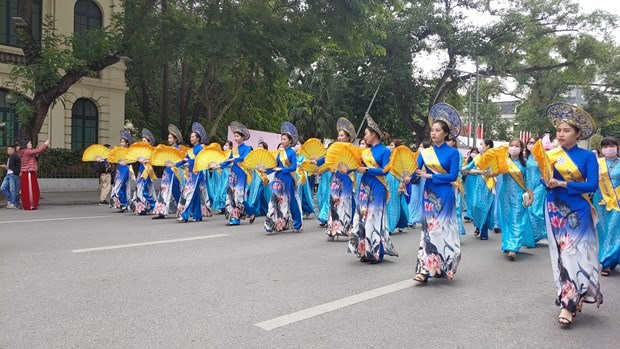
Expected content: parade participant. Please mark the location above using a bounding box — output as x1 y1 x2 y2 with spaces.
326 118 357 240
463 146 479 222
462 139 495 240
387 138 409 233
247 141 271 216
219 121 256 225
176 122 211 222
408 142 430 228
593 137 620 277
264 122 303 234
535 102 602 326
348 115 398 264
497 139 535 260
133 128 157 215
153 124 184 219
447 138 466 236
315 141 332 228
525 136 547 242
412 103 461 282
213 141 234 213
111 131 133 212
295 141 315 219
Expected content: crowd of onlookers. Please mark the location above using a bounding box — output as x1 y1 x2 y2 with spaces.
0 139 49 210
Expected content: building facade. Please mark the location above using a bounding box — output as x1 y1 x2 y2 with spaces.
0 0 127 149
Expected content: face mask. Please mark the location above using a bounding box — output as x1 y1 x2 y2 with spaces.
602 147 618 158
526 144 534 151
223 145 230 151
508 146 521 156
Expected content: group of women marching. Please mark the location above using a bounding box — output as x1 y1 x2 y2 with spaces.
83 100 618 327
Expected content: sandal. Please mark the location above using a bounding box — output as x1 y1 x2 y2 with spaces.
413 274 428 283
473 229 480 237
249 215 256 224
601 268 611 276
508 252 517 261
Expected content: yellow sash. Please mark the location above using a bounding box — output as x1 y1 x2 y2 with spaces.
506 159 526 191
597 158 620 211
361 147 388 195
421 148 465 196
473 154 497 191
140 163 157 180
547 147 593 207
277 148 297 184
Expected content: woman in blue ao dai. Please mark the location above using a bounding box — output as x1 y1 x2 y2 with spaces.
219 122 256 226
524 137 547 242
413 120 461 282
263 124 303 234
593 137 620 277
347 116 398 264
247 142 272 216
386 139 410 234
497 139 535 261
541 105 602 326
153 130 183 219
176 131 211 222
111 132 134 213
462 139 496 240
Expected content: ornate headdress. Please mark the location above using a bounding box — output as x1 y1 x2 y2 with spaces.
168 124 183 143
119 130 133 145
191 122 208 144
280 121 299 146
141 128 156 146
230 121 250 141
545 102 595 140
336 117 356 142
365 114 384 140
429 103 462 139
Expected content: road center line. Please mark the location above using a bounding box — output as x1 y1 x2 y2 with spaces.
0 215 118 224
255 279 414 331
72 234 229 253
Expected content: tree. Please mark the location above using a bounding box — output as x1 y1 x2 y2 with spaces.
8 0 157 141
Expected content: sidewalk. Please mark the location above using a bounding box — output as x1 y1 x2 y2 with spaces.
0 191 102 207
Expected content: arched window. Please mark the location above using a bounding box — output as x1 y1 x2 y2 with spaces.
0 90 19 147
74 0 102 35
71 98 98 149
0 0 42 47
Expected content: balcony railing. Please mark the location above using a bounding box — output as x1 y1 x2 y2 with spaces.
0 51 27 65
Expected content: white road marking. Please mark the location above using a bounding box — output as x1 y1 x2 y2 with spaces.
0 215 118 224
72 234 229 253
255 279 415 331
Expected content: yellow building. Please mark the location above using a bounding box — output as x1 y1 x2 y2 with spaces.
0 0 127 149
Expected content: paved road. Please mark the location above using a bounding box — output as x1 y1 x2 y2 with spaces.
0 206 618 348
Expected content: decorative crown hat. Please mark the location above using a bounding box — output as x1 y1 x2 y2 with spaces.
429 103 462 139
141 128 156 146
336 117 356 142
191 122 208 144
168 124 183 143
365 114 384 140
545 102 595 140
119 130 133 145
230 121 250 141
280 122 299 146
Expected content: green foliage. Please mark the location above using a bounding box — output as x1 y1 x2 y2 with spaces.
36 148 96 178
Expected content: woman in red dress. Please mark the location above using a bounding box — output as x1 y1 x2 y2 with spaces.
18 139 49 210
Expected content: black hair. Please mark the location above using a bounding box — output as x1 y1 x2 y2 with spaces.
509 139 527 167
19 139 30 148
390 138 404 147
421 140 431 149
234 131 245 139
447 138 458 148
7 144 15 149
433 120 451 141
470 146 479 153
525 136 538 158
224 140 233 148
484 139 494 148
169 133 179 143
258 141 268 150
601 137 619 148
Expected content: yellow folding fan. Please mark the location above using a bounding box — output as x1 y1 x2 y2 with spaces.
194 148 228 172
107 146 129 164
531 139 553 183
204 143 222 151
325 142 361 172
477 145 509 175
151 146 186 167
386 145 418 179
126 142 154 163
243 148 277 171
298 138 326 160
82 144 110 162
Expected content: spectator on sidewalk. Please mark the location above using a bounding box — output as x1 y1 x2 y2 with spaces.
1 144 21 209
18 139 49 210
93 144 113 205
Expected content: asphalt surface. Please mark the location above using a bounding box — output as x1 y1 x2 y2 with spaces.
1 205 618 348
